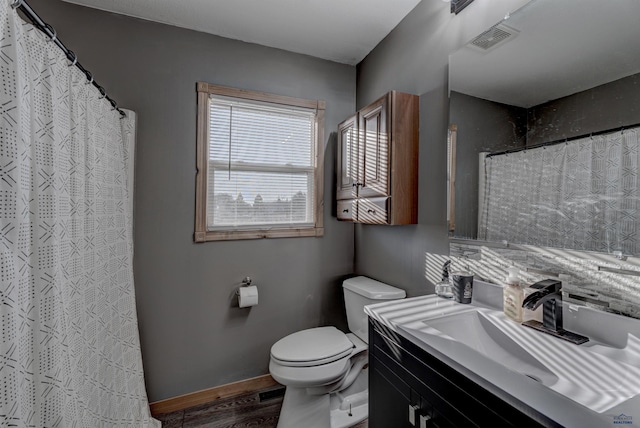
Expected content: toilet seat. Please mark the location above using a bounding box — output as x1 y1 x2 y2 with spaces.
270 354 353 388
269 330 368 389
270 327 354 367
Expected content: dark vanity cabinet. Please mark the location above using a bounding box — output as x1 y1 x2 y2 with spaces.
368 319 560 428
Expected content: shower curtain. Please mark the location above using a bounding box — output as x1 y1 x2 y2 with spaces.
479 127 640 255
0 1 159 426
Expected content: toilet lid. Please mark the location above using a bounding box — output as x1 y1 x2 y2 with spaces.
271 327 353 366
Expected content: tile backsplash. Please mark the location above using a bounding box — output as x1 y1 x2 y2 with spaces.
450 241 640 319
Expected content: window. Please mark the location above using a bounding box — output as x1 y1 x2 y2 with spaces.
195 83 325 241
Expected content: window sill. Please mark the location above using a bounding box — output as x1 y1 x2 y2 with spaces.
194 227 324 242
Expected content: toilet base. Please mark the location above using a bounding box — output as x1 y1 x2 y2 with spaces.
330 367 368 428
276 368 368 428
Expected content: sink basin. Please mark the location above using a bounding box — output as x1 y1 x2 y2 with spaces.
420 311 558 386
400 306 640 413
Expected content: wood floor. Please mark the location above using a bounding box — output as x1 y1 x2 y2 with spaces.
154 385 369 428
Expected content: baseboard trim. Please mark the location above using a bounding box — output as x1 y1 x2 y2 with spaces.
150 374 280 415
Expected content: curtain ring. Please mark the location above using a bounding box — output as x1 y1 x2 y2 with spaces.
85 71 93 85
66 50 78 67
43 23 57 43
10 0 23 9
97 85 106 99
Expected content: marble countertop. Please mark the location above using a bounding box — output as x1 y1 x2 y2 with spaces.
365 294 640 428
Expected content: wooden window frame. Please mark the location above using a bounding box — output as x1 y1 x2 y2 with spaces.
195 82 325 242
447 124 457 234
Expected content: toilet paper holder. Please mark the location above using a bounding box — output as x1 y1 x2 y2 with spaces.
236 277 259 308
236 277 253 295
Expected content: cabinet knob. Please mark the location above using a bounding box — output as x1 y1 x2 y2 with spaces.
367 209 376 214
342 209 349 213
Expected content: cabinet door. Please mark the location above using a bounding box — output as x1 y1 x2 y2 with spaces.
336 114 358 200
358 95 390 199
336 199 356 222
370 355 413 428
358 197 389 224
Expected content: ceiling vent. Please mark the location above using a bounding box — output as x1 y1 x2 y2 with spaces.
467 24 519 52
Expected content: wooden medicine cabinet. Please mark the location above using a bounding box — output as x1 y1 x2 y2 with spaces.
336 91 419 225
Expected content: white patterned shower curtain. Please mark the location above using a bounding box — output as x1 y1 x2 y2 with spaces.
479 127 640 255
0 1 159 426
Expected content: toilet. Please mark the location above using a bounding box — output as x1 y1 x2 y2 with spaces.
269 276 406 428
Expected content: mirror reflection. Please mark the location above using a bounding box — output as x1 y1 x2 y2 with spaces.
448 0 640 256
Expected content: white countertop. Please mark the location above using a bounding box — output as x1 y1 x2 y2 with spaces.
365 294 640 428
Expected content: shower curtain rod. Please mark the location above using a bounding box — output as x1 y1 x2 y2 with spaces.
486 122 640 158
11 0 126 118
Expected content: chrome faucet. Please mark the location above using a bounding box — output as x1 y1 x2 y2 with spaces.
522 279 563 331
521 279 589 345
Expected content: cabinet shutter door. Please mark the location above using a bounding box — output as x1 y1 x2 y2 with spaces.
359 95 390 198
337 115 358 200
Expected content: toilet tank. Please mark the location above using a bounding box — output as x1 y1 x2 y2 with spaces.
343 276 406 343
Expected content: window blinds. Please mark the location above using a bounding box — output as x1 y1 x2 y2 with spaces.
207 95 317 230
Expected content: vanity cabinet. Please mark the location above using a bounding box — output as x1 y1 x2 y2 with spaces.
369 319 560 428
336 91 418 225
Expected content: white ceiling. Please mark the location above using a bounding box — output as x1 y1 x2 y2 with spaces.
449 0 640 108
61 0 423 65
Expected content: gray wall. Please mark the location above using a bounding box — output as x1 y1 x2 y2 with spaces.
449 91 527 239
31 0 356 401
527 72 640 145
354 0 530 294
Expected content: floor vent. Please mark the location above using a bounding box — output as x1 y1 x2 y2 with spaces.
259 387 286 402
468 23 519 52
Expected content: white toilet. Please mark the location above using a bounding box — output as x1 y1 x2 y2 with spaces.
269 276 406 428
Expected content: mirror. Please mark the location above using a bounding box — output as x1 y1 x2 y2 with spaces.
448 0 640 256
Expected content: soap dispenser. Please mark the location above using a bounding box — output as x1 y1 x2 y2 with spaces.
503 267 524 322
435 260 453 299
